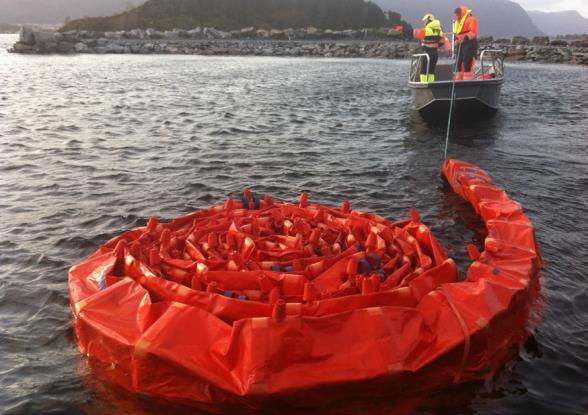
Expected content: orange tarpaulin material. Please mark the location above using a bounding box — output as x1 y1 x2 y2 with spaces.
69 159 541 410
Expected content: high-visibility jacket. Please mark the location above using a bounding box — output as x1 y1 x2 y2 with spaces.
415 19 444 48
453 6 478 42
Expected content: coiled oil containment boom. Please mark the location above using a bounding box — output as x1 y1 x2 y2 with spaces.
69 159 542 412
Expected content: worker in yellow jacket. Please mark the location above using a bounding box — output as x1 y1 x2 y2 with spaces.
414 14 449 83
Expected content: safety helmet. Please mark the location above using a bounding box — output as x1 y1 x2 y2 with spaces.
422 13 435 23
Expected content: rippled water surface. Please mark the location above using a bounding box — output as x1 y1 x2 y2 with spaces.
1 34 587 414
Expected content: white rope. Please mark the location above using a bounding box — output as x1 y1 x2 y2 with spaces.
444 36 462 160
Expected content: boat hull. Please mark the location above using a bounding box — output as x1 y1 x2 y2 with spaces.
409 79 503 122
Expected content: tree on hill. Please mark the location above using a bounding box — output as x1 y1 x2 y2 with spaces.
60 0 407 31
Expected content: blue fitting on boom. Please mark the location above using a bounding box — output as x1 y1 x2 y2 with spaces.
223 290 234 298
271 264 281 272
284 266 293 272
238 294 248 300
358 259 372 274
369 253 381 268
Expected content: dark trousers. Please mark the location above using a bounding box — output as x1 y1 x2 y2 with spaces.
420 47 438 77
457 39 478 72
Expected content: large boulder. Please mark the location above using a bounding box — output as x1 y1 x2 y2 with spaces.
342 29 357 38
164 30 179 39
74 42 90 53
204 27 230 39
241 27 256 37
295 28 307 39
141 43 155 53
532 36 550 46
550 39 568 46
361 28 377 38
216 29 231 39
146 29 163 39
571 39 588 48
376 28 389 38
284 28 295 39
218 30 231 39
187 27 202 38
127 29 145 39
59 31 81 43
12 42 34 53
19 26 36 45
174 28 188 38
34 31 57 46
270 29 285 39
104 31 123 39
386 29 402 38
306 27 321 38
571 52 588 65
511 36 530 45
56 42 75 53
108 44 130 54
79 31 102 39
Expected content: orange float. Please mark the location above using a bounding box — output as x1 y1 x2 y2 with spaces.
69 160 542 412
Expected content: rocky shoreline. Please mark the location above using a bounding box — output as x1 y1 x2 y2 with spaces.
9 27 588 65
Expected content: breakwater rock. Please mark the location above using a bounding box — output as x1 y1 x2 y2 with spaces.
482 36 588 65
10 27 417 59
9 27 588 65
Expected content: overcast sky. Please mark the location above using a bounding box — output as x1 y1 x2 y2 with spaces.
515 0 588 18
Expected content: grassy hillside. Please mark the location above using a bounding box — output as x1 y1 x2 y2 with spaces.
61 0 394 31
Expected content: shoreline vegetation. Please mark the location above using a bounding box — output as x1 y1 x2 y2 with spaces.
57 0 408 32
9 27 588 65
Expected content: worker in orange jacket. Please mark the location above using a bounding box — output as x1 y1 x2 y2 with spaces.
453 5 478 80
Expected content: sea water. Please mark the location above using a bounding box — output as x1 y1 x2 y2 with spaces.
1 34 587 414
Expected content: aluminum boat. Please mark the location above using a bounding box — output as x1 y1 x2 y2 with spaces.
408 50 504 122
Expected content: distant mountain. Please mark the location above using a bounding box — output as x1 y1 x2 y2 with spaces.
61 0 398 32
0 0 146 25
527 10 588 36
372 0 544 38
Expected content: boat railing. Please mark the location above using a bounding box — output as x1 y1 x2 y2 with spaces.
476 49 505 79
409 48 504 83
409 53 430 83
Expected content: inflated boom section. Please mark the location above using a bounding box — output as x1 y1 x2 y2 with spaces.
68 160 541 410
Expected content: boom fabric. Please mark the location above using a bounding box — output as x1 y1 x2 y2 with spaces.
69 159 541 411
